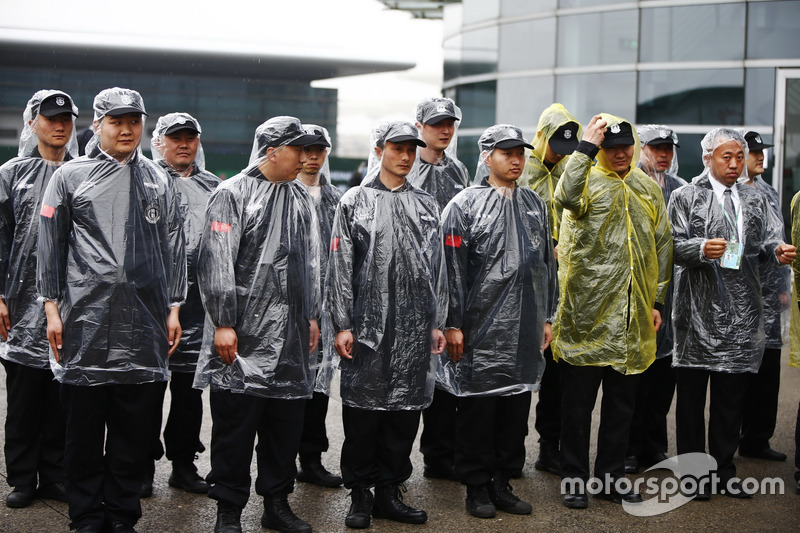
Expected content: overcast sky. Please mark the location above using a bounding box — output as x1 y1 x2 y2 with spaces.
0 0 445 157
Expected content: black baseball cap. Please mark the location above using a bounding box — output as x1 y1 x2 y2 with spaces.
601 121 635 148
416 98 460 125
744 131 773 151
255 116 323 158
381 122 427 147
38 92 79 118
639 126 679 147
93 87 148 120
478 124 534 152
303 124 332 148
548 122 580 155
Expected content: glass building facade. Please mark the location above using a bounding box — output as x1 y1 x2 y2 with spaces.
440 0 800 218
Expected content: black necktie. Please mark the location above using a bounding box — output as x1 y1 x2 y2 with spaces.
723 188 737 240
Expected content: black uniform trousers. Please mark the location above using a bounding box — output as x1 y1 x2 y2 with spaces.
455 391 532 486
207 391 304 509
341 405 420 489
1 358 65 489
61 382 162 530
559 361 640 484
148 371 205 466
535 347 561 448
740 347 781 453
298 391 331 461
420 387 457 471
676 367 749 483
628 355 675 459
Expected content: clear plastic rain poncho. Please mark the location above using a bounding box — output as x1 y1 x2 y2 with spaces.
408 97 470 212
789 191 800 368
1 90 78 368
669 128 785 373
151 113 221 371
193 116 321 399
519 103 582 242
37 88 187 385
317 121 447 410
552 113 673 375
637 125 688 360
436 126 558 397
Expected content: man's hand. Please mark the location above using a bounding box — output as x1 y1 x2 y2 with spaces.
214 326 238 365
779 292 790 311
335 330 354 359
703 238 728 259
582 115 608 146
167 306 181 357
445 328 464 362
431 329 446 355
776 243 797 264
652 309 662 332
309 319 320 354
541 322 553 350
0 297 10 341
44 301 63 363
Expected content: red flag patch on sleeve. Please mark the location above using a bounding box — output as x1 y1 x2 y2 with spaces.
210 221 232 233
331 237 340 251
444 234 462 248
40 204 55 218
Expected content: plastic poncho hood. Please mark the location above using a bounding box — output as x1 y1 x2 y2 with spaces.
638 124 680 179
151 112 207 175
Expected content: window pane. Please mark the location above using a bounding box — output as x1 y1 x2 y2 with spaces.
639 4 745 62
557 11 638 67
461 27 499 76
744 68 775 126
637 69 744 125
463 0 499 25
454 81 497 129
501 0 556 16
556 71 636 124
747 1 800 59
499 19 556 71
496 77 555 130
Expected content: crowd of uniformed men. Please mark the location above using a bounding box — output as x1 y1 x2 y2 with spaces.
1 86 799 533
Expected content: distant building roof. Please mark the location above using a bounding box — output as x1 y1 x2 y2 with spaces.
378 1 456 19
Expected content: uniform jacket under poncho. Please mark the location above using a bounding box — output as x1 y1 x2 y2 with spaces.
0 152 71 368
193 167 320 399
408 154 470 213
669 173 783 373
160 162 221 372
438 181 557 396
319 172 446 410
552 133 673 375
37 148 187 385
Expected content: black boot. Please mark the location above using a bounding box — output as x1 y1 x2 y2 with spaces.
465 484 496 518
214 501 242 533
297 456 343 488
5 485 35 508
371 484 427 524
488 478 532 515
168 460 209 494
261 493 312 533
345 487 374 529
534 442 560 475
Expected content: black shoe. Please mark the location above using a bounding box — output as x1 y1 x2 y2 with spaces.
37 482 68 503
488 478 531 515
214 501 242 533
562 490 588 509
739 447 787 462
534 443 560 476
722 480 753 499
168 461 209 494
465 484 496 519
261 493 312 533
795 478 800 495
372 484 427 524
638 452 669 469
422 464 458 481
624 456 639 474
140 462 154 499
6 485 35 508
110 522 137 533
345 488 374 529
297 458 343 488
75 525 102 533
595 487 643 504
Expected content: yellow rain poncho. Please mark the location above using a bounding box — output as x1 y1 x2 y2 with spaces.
551 114 673 375
519 104 582 242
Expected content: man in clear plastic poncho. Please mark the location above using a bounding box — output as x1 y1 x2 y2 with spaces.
320 121 446 529
0 89 78 509
410 97 470 483
737 131 791 463
625 125 687 475
37 87 186 533
141 113 221 497
294 124 344 489
194 116 322 533
439 124 557 519
519 103 581 478
669 128 795 500
552 114 672 509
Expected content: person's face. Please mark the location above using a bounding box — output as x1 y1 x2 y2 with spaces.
708 140 745 187
302 144 328 176
543 143 565 165
603 144 635 176
161 129 199 172
418 118 455 152
268 144 307 180
642 143 674 172
98 113 143 161
32 113 74 149
377 140 417 179
746 149 765 177
487 145 525 185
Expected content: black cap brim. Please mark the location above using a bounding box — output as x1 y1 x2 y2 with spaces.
644 137 679 148
386 135 427 148
39 108 78 118
287 133 325 146
105 107 148 117
424 113 459 125
495 139 534 150
601 136 635 148
548 138 579 155
163 123 200 136
748 142 773 150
